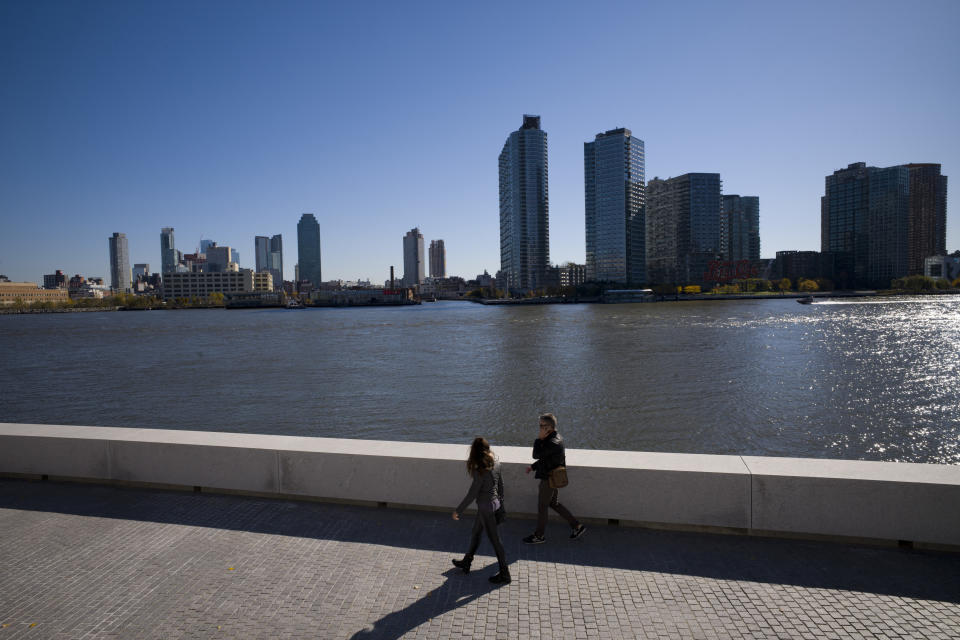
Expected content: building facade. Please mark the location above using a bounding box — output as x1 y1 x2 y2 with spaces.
584 128 645 284
429 239 446 278
865 165 910 288
924 253 960 281
204 243 233 273
821 162 944 288
774 251 836 283
558 262 586 288
297 214 322 286
906 164 948 275
403 228 425 287
0 282 70 305
721 195 760 262
499 115 549 291
160 227 177 273
43 270 67 289
108 232 131 293
255 234 284 289
161 270 272 300
645 173 722 285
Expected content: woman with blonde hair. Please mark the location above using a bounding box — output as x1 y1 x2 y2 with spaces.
451 437 510 584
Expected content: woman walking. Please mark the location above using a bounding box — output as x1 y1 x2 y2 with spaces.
451 437 510 584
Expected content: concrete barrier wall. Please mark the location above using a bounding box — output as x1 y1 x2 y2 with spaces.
1 423 958 547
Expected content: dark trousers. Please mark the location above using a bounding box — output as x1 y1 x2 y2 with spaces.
535 478 580 537
465 508 509 575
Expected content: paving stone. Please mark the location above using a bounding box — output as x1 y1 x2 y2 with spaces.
0 478 958 639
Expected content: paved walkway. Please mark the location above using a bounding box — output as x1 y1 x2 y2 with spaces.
0 478 958 639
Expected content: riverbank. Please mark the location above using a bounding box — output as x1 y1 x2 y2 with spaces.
0 306 122 314
468 289 960 305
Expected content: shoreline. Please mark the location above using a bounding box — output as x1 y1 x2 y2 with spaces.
2 288 958 314
470 289 960 305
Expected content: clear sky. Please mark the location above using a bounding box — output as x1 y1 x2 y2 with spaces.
1 0 958 284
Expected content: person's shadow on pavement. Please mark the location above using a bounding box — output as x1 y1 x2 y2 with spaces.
348 567 500 639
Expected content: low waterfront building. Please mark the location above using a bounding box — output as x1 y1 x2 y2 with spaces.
0 282 70 305
924 253 960 281
161 270 272 300
420 276 467 298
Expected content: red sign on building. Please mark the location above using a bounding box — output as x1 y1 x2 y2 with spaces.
703 260 760 283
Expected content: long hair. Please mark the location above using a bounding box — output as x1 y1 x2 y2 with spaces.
466 437 495 475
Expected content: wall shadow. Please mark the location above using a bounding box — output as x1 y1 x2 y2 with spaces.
1 478 958 605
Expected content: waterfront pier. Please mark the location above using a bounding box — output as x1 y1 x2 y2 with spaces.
1 424 958 638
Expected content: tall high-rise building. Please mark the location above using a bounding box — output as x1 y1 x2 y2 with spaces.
429 239 446 278
255 236 270 273
906 163 948 275
132 264 150 279
403 228 425 287
255 234 283 287
108 232 131 293
645 173 722 285
584 128 645 283
269 235 283 287
297 214 322 285
819 162 938 288
866 166 910 287
160 227 177 273
499 115 549 290
721 195 760 261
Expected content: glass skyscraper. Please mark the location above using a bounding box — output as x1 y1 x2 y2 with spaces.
109 232 131 293
721 195 760 261
584 128 645 284
297 214 322 286
255 234 283 289
160 227 176 273
499 115 549 291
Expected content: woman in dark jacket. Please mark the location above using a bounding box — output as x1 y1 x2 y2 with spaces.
451 437 510 584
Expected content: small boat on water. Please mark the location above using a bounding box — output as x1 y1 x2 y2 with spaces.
797 295 815 305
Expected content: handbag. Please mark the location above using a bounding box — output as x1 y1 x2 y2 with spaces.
494 502 506 524
548 466 569 489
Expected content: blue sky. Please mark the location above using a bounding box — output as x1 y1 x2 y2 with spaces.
2 0 958 284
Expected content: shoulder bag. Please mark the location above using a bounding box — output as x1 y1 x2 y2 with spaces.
548 465 568 489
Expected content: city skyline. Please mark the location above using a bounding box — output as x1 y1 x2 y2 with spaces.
1 1 958 284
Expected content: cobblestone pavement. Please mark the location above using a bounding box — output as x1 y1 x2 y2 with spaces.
0 479 958 639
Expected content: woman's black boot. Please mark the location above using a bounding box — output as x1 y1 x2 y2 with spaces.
451 557 472 574
489 571 511 584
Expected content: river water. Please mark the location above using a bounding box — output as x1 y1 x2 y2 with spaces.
1 297 957 464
